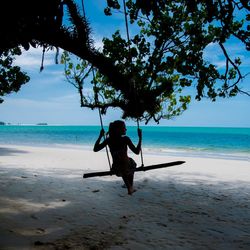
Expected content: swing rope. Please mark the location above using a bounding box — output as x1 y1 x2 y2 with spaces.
123 0 144 167
82 1 185 179
91 70 112 170
81 0 112 171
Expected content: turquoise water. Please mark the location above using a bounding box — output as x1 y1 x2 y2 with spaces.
0 125 249 160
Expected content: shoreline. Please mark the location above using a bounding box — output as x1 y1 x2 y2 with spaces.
1 126 249 158
0 144 250 249
1 142 249 162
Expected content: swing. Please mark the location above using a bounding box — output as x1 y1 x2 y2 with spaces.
82 0 185 179
83 161 185 178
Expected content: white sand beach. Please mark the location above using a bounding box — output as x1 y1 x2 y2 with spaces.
0 144 249 249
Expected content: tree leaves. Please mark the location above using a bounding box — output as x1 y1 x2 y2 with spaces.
0 0 249 123
0 48 30 103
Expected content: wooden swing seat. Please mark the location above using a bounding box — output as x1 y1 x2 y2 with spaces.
83 160 185 178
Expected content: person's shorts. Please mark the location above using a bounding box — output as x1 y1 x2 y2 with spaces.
112 157 137 177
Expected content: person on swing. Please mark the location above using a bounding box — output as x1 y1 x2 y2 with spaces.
93 120 142 195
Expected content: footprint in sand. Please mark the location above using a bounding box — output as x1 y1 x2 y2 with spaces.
156 222 168 227
36 228 46 234
30 214 38 220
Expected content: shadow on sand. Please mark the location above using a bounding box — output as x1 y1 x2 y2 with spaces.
0 147 29 156
0 166 249 249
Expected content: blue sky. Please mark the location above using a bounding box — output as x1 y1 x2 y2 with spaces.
0 0 249 127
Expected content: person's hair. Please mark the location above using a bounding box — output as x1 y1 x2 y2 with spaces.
108 120 125 138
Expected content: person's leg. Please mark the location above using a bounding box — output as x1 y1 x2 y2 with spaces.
126 158 136 194
122 175 135 195
128 172 136 194
128 172 134 187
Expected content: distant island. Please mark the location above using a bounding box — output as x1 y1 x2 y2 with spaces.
36 123 48 126
0 121 5 125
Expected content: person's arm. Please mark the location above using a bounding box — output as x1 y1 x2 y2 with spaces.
127 128 142 155
93 129 108 152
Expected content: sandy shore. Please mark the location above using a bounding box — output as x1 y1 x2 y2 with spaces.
0 144 249 249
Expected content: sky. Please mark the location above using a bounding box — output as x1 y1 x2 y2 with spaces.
0 0 249 127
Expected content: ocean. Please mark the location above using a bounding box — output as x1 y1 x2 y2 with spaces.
0 125 249 161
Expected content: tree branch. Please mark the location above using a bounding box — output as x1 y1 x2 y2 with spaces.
219 42 243 87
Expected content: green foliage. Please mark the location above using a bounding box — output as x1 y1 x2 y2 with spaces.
62 50 124 114
100 0 249 122
0 0 249 124
61 0 249 123
0 48 30 103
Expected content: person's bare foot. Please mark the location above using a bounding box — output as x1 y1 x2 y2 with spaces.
128 188 137 195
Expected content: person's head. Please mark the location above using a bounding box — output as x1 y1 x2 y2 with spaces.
108 120 126 138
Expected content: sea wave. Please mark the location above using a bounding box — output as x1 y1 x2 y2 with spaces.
142 146 250 161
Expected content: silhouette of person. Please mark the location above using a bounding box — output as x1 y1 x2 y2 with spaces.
94 120 142 195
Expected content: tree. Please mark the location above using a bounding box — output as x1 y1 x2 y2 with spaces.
0 0 249 123
0 48 30 103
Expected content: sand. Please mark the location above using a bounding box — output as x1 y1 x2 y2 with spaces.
0 144 249 249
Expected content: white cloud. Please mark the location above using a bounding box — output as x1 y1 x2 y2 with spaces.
93 36 104 51
203 42 250 69
0 95 100 125
52 93 80 103
32 68 66 86
14 47 60 71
